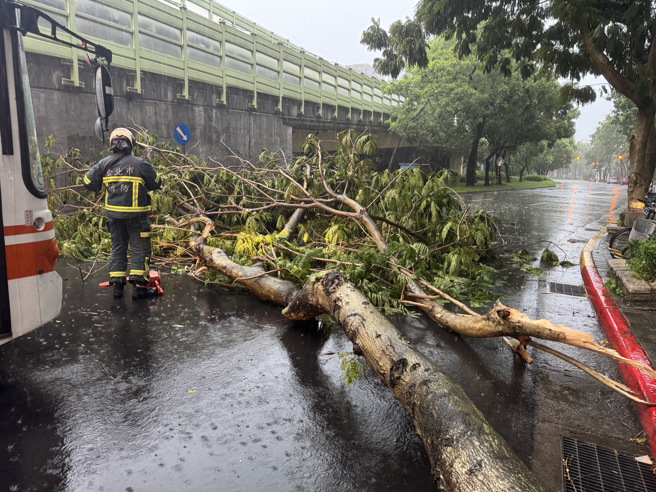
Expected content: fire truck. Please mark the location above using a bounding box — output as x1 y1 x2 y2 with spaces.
1 0 113 345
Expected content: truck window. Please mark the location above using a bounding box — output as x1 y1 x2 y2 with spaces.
13 30 46 197
1 28 13 154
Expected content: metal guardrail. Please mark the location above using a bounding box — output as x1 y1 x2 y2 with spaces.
22 0 400 120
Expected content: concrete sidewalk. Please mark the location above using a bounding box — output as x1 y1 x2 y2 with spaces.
583 228 656 458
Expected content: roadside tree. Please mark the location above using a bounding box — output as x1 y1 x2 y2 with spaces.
528 140 566 177
587 118 629 181
550 139 577 176
371 37 573 186
608 93 638 141
512 141 548 181
408 0 656 214
378 37 496 186
481 81 575 184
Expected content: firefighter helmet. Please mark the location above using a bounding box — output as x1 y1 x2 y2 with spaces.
109 127 135 153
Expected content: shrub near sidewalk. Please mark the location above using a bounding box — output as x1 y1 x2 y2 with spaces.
628 236 656 283
523 174 551 181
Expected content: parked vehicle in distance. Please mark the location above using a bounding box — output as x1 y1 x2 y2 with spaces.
622 176 629 185
607 176 620 184
589 177 597 182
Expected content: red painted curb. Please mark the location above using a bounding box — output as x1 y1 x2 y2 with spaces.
581 235 656 458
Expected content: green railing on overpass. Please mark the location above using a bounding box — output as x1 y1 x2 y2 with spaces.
22 0 401 120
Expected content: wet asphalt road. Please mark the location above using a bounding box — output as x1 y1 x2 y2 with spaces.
0 180 648 491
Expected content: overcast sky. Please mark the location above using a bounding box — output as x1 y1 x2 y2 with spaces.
218 0 611 141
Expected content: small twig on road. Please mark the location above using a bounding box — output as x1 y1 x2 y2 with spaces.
96 359 117 380
494 239 571 262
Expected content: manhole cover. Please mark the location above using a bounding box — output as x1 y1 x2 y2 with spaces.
549 282 587 297
562 437 656 491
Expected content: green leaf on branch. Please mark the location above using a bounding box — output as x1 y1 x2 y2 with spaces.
540 249 560 267
339 352 367 387
511 249 537 262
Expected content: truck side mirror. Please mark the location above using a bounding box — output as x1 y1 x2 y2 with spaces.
94 64 114 142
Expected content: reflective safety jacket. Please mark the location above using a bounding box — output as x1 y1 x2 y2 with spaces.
84 153 162 219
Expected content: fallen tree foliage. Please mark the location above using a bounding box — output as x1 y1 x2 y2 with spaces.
46 130 656 489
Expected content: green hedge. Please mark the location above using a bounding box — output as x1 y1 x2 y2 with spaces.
523 175 550 182
628 236 656 283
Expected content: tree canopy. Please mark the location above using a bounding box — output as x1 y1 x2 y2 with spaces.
364 0 656 210
372 37 574 186
586 116 630 180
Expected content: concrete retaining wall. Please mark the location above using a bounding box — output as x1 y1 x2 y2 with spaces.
26 53 452 172
26 53 292 163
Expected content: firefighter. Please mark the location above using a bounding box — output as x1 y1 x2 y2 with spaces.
84 128 162 299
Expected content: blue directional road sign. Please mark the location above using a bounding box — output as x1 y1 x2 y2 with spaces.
174 123 191 146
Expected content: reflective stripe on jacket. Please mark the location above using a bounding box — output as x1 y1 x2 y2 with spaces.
84 154 161 219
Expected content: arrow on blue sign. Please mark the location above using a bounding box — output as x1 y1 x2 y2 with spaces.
174 123 191 146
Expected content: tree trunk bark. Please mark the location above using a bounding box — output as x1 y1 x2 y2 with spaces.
504 153 511 183
466 120 485 186
484 154 492 186
189 237 299 306
581 29 656 213
628 104 656 211
283 208 306 236
283 272 544 492
387 135 403 172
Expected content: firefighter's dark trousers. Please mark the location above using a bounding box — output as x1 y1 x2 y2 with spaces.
107 215 152 285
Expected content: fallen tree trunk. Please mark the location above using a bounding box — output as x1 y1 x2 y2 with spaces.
284 272 544 491
193 242 298 306
190 236 544 491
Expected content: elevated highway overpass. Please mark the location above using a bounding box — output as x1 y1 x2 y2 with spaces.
22 0 455 170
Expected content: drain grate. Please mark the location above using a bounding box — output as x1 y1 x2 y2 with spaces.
549 282 587 297
562 437 656 491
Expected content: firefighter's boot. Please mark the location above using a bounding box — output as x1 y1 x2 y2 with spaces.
112 281 125 299
132 285 158 299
